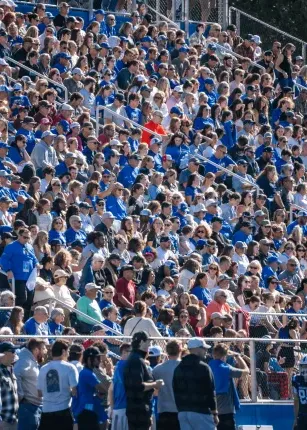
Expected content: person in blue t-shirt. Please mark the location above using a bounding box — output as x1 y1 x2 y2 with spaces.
232 222 253 245
190 272 212 307
193 104 215 131
124 93 142 125
204 144 236 181
74 347 109 429
48 308 65 336
117 154 141 189
109 343 131 426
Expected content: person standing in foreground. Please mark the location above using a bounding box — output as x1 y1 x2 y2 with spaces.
293 355 307 430
14 339 48 430
37 340 78 430
152 339 182 430
0 342 19 430
173 337 218 430
123 331 164 430
0 228 38 318
209 343 249 430
108 342 132 430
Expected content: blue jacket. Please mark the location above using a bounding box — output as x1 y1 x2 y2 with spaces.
16 128 36 154
48 229 66 245
165 144 190 167
232 230 252 245
0 240 37 281
65 228 87 246
105 195 127 220
193 117 215 131
117 165 139 189
221 120 237 149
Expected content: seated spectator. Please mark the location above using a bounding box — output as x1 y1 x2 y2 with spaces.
76 282 102 333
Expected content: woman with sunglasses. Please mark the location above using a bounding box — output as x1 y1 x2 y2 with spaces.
171 308 196 337
48 216 66 246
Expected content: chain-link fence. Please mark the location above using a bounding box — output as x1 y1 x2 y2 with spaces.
229 7 307 60
4 333 306 403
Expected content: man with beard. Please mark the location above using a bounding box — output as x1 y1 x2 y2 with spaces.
14 338 48 429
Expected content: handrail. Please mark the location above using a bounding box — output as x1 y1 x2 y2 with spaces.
249 312 307 317
5 57 68 102
193 153 260 191
145 3 180 28
213 41 265 72
289 203 307 223
95 105 166 138
0 269 15 295
48 297 123 336
229 7 307 47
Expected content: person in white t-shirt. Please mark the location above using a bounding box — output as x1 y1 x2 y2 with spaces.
37 340 79 430
156 236 177 266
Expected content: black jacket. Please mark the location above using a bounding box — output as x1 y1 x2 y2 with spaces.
124 350 154 419
94 221 115 252
173 353 217 414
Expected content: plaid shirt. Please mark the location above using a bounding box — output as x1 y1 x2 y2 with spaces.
0 364 18 423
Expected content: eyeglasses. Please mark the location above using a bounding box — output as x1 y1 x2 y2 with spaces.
286 247 295 250
22 236 30 240
198 230 205 233
270 281 278 284
53 183 61 186
173 196 181 200
209 267 218 270
218 294 227 298
289 263 297 267
180 314 188 318
97 203 105 206
55 221 63 225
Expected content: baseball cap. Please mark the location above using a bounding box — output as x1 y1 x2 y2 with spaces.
59 119 70 132
0 342 19 355
22 116 35 124
94 9 105 14
196 239 207 247
148 345 163 357
150 137 162 146
65 152 77 159
205 199 217 208
263 146 274 153
235 241 247 248
40 118 52 125
79 202 92 209
0 170 10 177
179 46 189 53
160 235 171 243
100 42 110 49
83 346 103 359
61 103 74 111
212 216 223 223
54 269 69 279
141 36 153 43
162 154 172 162
85 283 100 291
267 256 281 264
264 132 273 138
140 209 151 216
243 119 255 125
42 130 56 139
114 93 125 102
90 324 105 333
254 210 266 217
153 110 163 118
211 312 226 319
237 159 248 165
259 238 273 245
129 153 142 161
72 68 83 76
0 142 9 149
0 196 12 203
298 210 307 217
173 85 183 93
218 274 231 282
204 78 215 85
0 58 8 66
59 52 71 59
194 203 206 212
179 202 189 213
101 211 115 220
170 106 183 115
0 85 8 92
207 43 217 50
70 122 80 129
264 50 273 56
187 337 211 350
122 264 134 272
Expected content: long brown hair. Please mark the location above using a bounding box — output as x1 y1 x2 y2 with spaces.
7 306 24 335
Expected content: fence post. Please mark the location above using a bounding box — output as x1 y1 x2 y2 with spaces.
249 339 258 403
184 0 189 37
303 43 306 62
235 9 240 36
89 0 94 20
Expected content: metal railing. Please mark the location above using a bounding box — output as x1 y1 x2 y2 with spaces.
48 297 123 336
229 7 307 60
193 153 260 192
5 57 68 102
2 333 306 404
95 105 166 138
213 41 266 73
289 203 307 223
145 3 180 28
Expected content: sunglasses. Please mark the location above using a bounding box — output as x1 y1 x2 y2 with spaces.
209 267 218 270
180 314 188 318
270 281 278 284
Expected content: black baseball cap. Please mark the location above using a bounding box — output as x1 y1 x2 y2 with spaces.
114 93 125 102
0 342 19 354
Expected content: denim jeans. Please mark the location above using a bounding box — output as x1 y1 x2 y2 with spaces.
18 402 42 430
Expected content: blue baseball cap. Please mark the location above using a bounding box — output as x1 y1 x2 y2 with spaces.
102 169 111 175
59 52 71 60
196 239 207 247
208 43 217 50
179 202 189 213
298 210 307 217
0 85 9 92
141 36 153 43
0 142 9 149
94 9 105 14
204 78 215 85
170 106 183 116
45 12 54 18
179 46 189 53
165 260 176 268
59 120 70 133
120 36 129 42
267 256 281 264
100 42 110 49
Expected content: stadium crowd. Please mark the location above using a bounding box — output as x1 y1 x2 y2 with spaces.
0 0 306 429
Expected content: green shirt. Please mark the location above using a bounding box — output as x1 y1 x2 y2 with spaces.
76 296 102 324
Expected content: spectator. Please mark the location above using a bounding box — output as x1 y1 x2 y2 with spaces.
37 340 78 430
76 283 102 333
173 337 218 429
0 341 19 428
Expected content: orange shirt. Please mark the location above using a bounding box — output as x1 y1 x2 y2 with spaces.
205 300 231 322
141 120 167 145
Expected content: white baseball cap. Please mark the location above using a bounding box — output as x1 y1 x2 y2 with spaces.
187 337 211 350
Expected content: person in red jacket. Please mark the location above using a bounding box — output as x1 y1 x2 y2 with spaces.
141 110 167 145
